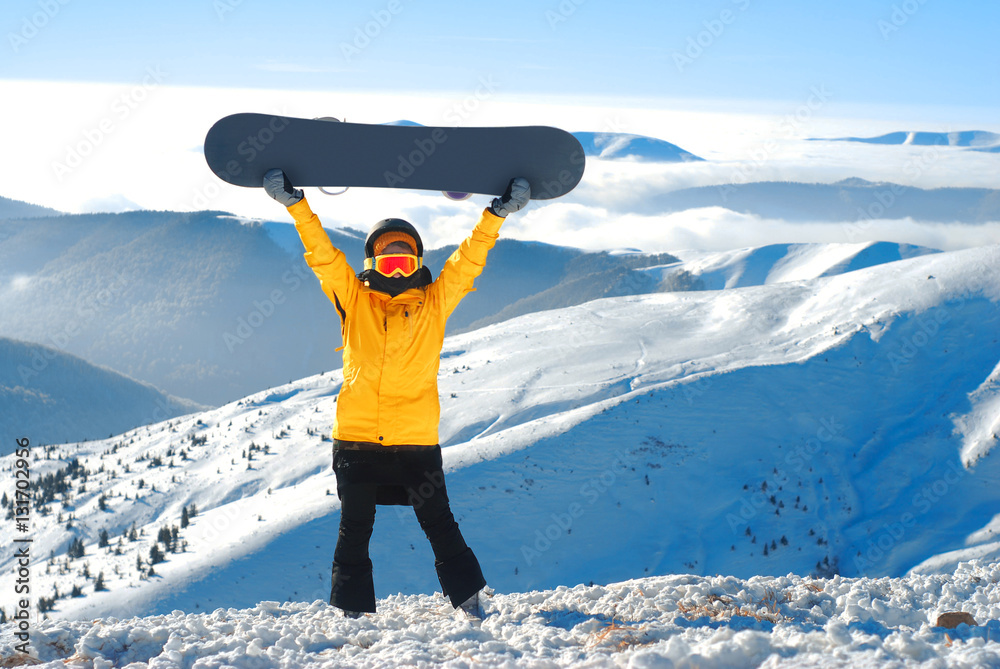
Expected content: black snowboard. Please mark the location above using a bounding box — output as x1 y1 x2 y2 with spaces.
204 114 585 200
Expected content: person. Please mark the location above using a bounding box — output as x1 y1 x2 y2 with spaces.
263 168 531 618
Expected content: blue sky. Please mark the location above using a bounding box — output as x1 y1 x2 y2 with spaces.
3 0 998 112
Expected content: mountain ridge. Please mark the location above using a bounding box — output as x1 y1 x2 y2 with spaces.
0 336 203 455
0 194 63 219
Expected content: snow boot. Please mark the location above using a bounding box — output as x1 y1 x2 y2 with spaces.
458 589 484 619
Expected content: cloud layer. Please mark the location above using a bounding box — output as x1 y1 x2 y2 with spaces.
3 80 999 254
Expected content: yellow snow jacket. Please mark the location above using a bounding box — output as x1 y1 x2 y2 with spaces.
288 197 503 446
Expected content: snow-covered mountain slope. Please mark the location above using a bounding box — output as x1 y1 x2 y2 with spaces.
0 337 202 455
4 563 999 668
3 244 998 627
644 241 938 291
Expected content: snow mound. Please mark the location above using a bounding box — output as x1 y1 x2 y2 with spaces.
5 561 999 668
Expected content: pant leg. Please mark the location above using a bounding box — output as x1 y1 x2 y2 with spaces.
404 447 486 608
331 454 379 613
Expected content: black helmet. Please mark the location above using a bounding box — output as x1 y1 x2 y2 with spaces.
365 218 423 258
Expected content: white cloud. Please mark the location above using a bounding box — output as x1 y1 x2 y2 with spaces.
2 79 999 255
502 204 1000 255
10 275 32 292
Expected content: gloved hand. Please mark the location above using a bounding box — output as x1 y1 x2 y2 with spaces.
263 168 304 206
489 177 530 218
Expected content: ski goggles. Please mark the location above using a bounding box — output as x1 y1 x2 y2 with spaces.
365 253 422 277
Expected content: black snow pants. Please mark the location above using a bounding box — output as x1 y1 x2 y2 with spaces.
330 442 486 613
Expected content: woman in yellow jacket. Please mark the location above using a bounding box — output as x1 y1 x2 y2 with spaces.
264 169 530 618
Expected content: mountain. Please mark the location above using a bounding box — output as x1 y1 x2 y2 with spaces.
429 242 681 333
0 337 202 455
0 210 347 406
0 194 63 219
0 210 683 406
572 132 703 162
2 209 939 408
813 130 1000 149
642 179 1000 223
3 244 997 625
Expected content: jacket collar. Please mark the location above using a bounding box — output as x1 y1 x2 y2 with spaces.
357 265 432 299
361 283 426 304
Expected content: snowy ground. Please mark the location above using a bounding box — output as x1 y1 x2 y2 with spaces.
4 561 999 668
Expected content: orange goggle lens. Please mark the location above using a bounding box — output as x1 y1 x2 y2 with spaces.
372 253 420 277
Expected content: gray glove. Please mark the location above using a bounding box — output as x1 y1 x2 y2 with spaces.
489 177 530 218
263 168 304 206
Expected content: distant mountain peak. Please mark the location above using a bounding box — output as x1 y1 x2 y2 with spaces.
812 130 1000 149
572 131 703 162
833 177 876 187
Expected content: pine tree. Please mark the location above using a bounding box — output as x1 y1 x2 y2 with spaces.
94 572 107 592
68 538 85 559
99 529 110 548
149 544 165 565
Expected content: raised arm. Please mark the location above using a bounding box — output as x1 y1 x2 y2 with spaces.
263 168 361 316
431 177 531 317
